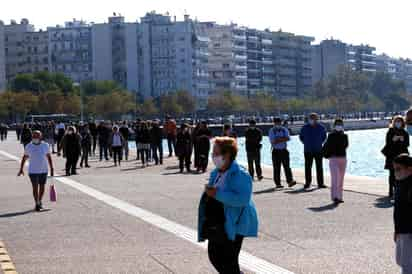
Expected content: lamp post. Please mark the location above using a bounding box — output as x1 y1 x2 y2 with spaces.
73 82 83 122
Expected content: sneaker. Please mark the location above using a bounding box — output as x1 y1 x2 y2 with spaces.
318 184 327 189
39 202 43 210
85 165 91 168
304 184 311 189
35 204 41 212
257 176 264 181
275 185 284 189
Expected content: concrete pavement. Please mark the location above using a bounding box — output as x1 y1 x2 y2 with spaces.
0 134 400 274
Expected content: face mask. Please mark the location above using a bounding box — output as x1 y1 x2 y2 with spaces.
67 131 74 135
407 125 412 136
309 119 316 126
335 125 344 132
395 122 402 129
32 138 40 145
213 155 225 169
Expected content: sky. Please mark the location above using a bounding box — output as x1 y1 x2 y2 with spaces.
2 0 411 58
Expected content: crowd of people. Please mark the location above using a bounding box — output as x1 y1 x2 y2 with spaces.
6 110 412 273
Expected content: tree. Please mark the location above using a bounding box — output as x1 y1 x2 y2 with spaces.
175 90 196 113
10 72 74 94
37 90 65 114
159 94 183 116
81 80 121 96
140 97 158 117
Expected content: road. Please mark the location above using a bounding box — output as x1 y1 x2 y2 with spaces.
0 134 400 274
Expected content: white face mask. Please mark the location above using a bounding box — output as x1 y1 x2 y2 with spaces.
67 130 74 135
309 119 316 126
213 155 225 169
335 125 344 132
32 138 40 145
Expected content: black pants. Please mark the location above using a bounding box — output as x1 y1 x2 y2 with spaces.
80 146 89 167
66 154 79 175
152 143 163 165
304 152 324 186
272 149 294 186
139 149 150 165
179 154 191 172
92 135 97 155
112 146 122 165
247 151 262 179
208 235 244 274
99 142 108 161
389 168 395 197
167 134 176 156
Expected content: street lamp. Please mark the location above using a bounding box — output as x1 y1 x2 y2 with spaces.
73 82 83 122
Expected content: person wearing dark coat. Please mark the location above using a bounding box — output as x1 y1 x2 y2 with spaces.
88 121 98 156
20 124 32 148
383 116 410 197
97 122 110 161
136 122 151 167
150 120 164 165
245 119 263 180
79 125 92 168
61 126 82 176
194 121 212 173
176 124 193 173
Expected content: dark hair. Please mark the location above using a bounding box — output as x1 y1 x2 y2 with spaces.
334 118 344 126
273 117 282 123
223 124 231 130
249 119 256 125
214 137 238 161
393 154 412 167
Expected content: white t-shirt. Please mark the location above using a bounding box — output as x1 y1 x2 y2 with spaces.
24 142 50 174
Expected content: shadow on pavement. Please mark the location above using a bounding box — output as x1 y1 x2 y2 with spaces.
0 209 34 218
284 187 318 194
308 203 339 212
374 196 393 208
254 187 276 195
165 165 179 170
121 166 144 171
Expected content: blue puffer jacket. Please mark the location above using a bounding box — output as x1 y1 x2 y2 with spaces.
198 160 259 242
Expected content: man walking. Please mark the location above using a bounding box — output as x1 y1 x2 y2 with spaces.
245 119 263 181
269 117 296 188
299 113 327 189
18 130 54 212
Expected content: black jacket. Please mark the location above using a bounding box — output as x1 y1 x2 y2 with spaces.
394 175 412 234
176 131 192 156
383 128 409 169
150 126 163 145
119 126 130 141
245 127 262 153
323 131 348 158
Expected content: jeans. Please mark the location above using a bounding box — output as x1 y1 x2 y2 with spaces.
272 149 294 186
122 141 129 161
66 154 79 175
92 135 97 155
208 235 243 274
247 151 262 179
99 142 108 161
167 134 176 156
396 234 412 274
179 154 191 172
329 157 347 201
304 152 324 187
80 146 89 167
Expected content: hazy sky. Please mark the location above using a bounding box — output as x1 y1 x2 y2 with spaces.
2 0 411 58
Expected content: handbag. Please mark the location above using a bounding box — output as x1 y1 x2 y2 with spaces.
50 183 57 202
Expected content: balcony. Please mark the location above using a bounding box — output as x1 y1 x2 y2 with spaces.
263 68 275 74
233 44 247 50
262 58 273 64
235 74 247 80
233 35 246 41
234 54 247 60
248 35 259 40
235 65 247 70
262 39 272 45
262 49 273 55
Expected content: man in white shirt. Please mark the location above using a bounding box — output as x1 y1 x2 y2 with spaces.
18 130 54 212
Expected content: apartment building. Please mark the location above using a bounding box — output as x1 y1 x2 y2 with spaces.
312 39 377 83
48 20 93 83
92 15 139 91
138 12 210 108
0 21 5 92
376 54 412 92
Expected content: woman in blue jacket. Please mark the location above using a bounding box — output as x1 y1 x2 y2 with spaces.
198 137 259 274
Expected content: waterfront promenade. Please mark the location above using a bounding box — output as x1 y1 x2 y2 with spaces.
0 134 399 274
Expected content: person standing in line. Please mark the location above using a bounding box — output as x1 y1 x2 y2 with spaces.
245 119 263 181
97 121 110 161
299 113 327 189
55 121 66 155
392 154 412 274
18 130 54 212
88 120 98 156
382 116 409 198
150 120 164 165
21 123 32 148
79 124 92 168
176 124 192 173
109 126 124 166
198 137 258 274
119 121 130 161
269 117 297 188
322 119 349 204
164 115 177 157
61 126 82 176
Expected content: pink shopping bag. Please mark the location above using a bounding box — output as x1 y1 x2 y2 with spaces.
50 184 57 202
